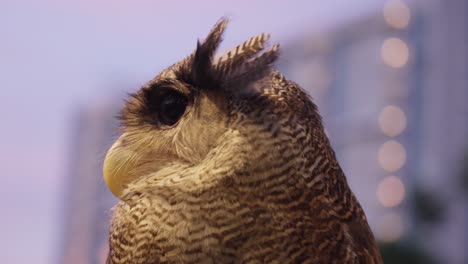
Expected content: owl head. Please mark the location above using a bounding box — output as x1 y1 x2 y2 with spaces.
103 18 326 199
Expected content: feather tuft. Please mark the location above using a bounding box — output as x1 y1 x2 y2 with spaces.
177 17 280 94
190 18 229 90
220 43 280 91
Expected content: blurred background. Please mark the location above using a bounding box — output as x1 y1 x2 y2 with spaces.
1 0 467 263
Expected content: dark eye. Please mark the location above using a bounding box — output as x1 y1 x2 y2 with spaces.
157 89 188 126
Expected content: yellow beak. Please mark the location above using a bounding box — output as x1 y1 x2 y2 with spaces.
103 139 139 199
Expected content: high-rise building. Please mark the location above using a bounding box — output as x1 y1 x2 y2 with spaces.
59 104 119 264
409 0 468 262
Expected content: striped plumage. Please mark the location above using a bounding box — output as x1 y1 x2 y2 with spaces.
104 18 383 263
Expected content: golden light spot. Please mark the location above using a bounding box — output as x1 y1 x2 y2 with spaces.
376 212 405 242
383 0 411 29
378 140 406 172
381 38 409 68
377 176 405 207
378 105 407 137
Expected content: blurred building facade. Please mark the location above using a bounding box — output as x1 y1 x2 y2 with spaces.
412 0 468 262
278 0 468 262
59 105 119 264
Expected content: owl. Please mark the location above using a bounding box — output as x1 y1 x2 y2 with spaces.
103 18 382 263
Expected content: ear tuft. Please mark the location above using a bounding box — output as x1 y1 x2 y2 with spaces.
216 40 280 92
176 17 280 94
190 18 229 90
214 33 271 77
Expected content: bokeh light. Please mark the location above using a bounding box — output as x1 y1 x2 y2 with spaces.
381 38 409 68
378 140 406 172
377 176 405 207
376 212 405 242
383 0 411 29
378 105 407 137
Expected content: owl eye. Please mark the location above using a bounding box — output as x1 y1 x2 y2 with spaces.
156 89 188 126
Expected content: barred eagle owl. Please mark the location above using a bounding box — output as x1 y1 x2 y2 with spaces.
103 18 382 263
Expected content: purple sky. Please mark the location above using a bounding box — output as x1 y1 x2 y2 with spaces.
0 1 380 263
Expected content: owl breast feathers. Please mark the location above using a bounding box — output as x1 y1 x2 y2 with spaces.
103 18 383 264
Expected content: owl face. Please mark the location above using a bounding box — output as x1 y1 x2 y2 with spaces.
103 65 231 197
103 18 282 198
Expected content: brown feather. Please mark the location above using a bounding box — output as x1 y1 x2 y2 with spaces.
106 18 383 264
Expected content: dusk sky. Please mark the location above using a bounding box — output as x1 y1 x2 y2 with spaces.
1 1 381 263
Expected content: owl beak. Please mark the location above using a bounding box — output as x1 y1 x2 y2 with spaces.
103 139 138 199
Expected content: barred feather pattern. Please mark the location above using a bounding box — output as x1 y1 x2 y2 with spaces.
107 17 382 264
214 33 270 77
108 71 382 263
